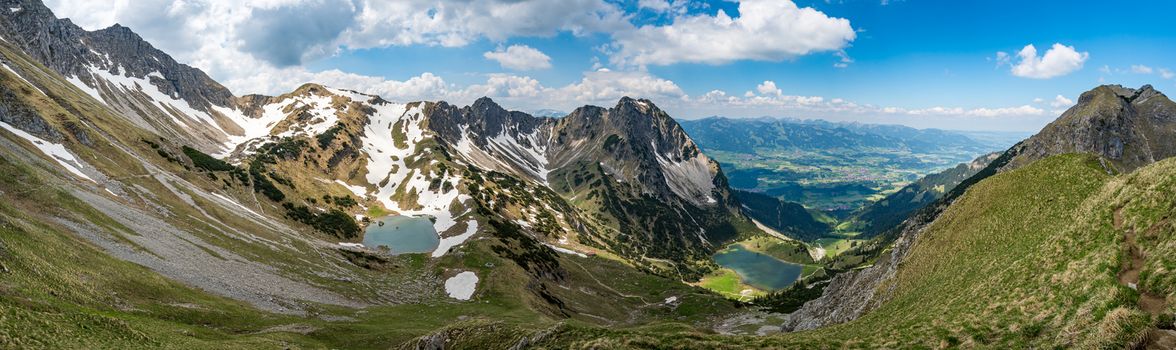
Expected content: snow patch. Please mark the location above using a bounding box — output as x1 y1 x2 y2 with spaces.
2 63 45 96
544 243 588 258
452 125 551 184
444 271 478 300
362 103 469 234
66 75 104 103
338 242 364 249
87 65 221 129
0 121 95 182
432 219 478 258
334 180 368 197
208 192 266 220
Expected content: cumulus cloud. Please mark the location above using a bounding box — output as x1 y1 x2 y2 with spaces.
1162 68 1175 80
756 81 782 96
344 0 629 48
44 0 627 90
1050 95 1073 108
553 69 687 104
1003 43 1089 79
610 0 855 66
40 0 1047 130
483 45 552 71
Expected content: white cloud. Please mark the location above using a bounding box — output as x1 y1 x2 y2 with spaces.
637 0 671 12
1005 43 1088 79
483 45 553 71
756 81 782 96
1131 65 1154 74
1050 95 1073 108
40 0 1053 131
1162 68 1175 80
463 74 546 99
900 105 1045 118
610 0 855 66
43 0 627 94
993 51 1010 67
833 51 853 68
554 69 687 104
345 0 629 48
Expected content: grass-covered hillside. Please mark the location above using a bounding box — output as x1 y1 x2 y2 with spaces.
483 154 1172 348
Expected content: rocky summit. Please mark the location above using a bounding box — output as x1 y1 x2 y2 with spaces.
1009 84 1176 173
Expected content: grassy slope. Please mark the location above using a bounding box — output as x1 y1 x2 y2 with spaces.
0 154 314 349
515 154 1169 348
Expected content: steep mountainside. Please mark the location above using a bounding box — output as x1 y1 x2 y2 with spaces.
0 0 758 280
0 2 753 347
4 0 1173 348
426 96 755 276
217 84 757 277
1009 84 1176 172
848 152 1001 238
522 154 1171 348
784 84 1176 332
0 0 283 155
733 189 829 241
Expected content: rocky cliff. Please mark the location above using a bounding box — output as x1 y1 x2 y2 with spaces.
1008 84 1176 173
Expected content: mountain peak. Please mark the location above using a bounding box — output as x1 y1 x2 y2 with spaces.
1010 84 1176 172
1083 84 1165 104
471 96 505 112
614 96 656 111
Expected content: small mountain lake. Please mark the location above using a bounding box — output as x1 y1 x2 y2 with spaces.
714 244 804 291
362 215 439 255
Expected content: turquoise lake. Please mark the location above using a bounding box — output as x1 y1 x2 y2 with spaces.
713 244 804 291
362 215 439 255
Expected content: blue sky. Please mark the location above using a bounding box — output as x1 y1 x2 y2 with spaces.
47 0 1176 131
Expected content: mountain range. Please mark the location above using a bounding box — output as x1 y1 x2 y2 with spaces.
0 0 1174 348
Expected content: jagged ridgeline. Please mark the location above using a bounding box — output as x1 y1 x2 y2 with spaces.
0 0 763 346
0 0 760 279
225 84 759 277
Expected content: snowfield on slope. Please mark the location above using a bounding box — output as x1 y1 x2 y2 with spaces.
444 271 479 300
0 120 95 182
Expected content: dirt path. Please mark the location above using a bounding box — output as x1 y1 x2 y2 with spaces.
1114 208 1167 315
569 259 652 305
1114 208 1174 349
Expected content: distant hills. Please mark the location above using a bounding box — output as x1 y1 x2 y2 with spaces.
679 116 1025 212
680 116 1023 155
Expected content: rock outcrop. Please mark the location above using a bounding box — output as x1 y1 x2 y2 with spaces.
1008 84 1176 173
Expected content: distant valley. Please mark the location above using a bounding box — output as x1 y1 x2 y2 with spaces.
680 117 1028 213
